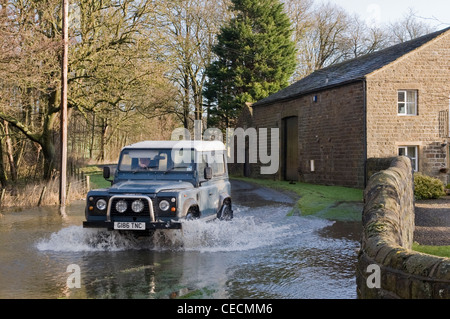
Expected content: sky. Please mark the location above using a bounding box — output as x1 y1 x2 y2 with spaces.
316 0 450 29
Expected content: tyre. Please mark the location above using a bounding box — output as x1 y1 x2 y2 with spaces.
185 206 200 220
217 201 233 221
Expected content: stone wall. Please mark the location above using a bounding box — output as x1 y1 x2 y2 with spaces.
365 157 397 185
357 156 450 299
249 81 366 188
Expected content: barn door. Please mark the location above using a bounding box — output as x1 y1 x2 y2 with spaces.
283 116 298 181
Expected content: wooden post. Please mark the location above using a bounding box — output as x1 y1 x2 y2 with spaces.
0 188 5 207
66 182 71 202
38 186 47 207
59 0 69 210
85 175 90 191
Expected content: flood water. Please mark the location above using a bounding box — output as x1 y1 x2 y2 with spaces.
0 180 361 299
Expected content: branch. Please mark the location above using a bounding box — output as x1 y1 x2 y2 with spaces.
0 111 41 144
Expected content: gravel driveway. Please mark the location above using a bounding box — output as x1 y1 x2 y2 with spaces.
414 196 450 246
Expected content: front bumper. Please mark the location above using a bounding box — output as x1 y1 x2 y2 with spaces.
83 220 182 230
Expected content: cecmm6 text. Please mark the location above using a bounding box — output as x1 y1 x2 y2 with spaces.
177 303 273 317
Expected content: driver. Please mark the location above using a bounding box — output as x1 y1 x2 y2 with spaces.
139 158 151 168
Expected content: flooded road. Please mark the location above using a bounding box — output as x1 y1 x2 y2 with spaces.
0 180 361 299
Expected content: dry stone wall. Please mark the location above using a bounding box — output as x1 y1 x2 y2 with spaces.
357 156 450 299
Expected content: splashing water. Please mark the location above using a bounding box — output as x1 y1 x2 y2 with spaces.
35 226 145 252
36 205 333 253
174 215 294 252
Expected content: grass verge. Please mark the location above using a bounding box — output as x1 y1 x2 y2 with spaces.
413 243 450 258
0 177 87 209
231 176 364 222
81 165 111 189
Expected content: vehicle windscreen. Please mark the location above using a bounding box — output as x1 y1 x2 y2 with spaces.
118 149 195 172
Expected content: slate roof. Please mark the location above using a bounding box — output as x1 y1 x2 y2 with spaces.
254 27 450 107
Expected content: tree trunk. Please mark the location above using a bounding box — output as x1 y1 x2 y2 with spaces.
3 121 17 182
42 137 56 180
41 112 57 180
182 67 190 129
40 89 59 180
96 117 108 162
89 112 96 159
0 137 8 187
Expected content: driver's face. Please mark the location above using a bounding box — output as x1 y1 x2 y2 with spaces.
139 158 150 167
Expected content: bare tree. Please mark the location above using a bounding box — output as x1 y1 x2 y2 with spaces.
341 14 387 60
0 0 178 178
388 8 436 44
290 2 350 78
155 0 231 129
282 0 313 80
0 0 61 179
283 1 397 81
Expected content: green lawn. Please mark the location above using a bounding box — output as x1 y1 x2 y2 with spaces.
231 176 364 222
413 243 450 259
81 165 112 189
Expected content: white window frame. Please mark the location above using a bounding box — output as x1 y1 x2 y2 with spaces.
397 90 418 116
398 146 418 171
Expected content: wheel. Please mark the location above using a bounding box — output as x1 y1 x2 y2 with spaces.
217 201 233 221
185 206 200 220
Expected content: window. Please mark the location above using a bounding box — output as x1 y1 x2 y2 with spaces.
398 146 418 171
198 151 226 178
398 90 417 115
118 149 191 172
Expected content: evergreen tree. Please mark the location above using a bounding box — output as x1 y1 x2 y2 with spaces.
204 0 297 129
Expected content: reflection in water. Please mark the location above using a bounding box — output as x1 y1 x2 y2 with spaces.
0 201 360 299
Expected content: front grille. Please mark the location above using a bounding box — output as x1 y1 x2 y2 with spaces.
111 197 151 216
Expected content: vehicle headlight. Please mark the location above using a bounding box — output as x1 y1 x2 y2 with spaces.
96 199 107 211
159 200 170 211
116 200 128 213
131 200 144 213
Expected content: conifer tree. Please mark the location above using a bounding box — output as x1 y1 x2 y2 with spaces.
205 0 297 128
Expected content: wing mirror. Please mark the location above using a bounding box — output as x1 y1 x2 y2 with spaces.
204 166 213 180
103 166 110 179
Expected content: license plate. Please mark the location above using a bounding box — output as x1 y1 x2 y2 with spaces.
114 222 146 230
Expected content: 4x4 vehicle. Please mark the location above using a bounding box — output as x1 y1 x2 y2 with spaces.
83 140 233 234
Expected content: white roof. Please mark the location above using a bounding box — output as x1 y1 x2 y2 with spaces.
123 140 226 151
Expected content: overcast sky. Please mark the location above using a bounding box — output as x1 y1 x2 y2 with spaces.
316 0 450 29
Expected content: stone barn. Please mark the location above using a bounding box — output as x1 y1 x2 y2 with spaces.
237 27 450 188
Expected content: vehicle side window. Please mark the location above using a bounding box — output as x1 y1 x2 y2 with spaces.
211 154 225 177
173 149 194 170
158 152 168 171
198 151 225 178
120 153 132 171
197 152 208 179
